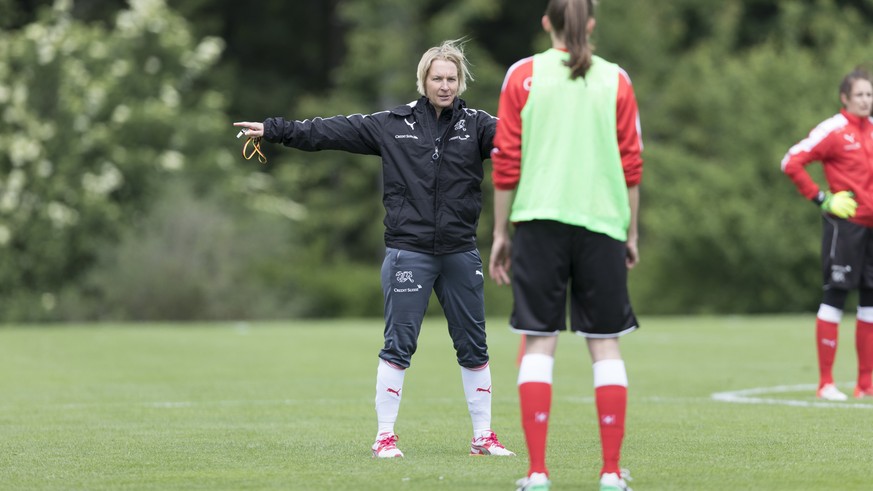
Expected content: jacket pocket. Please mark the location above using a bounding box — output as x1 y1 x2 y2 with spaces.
440 196 480 234
384 193 406 229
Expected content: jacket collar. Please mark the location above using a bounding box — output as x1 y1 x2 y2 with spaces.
391 96 467 123
391 96 465 118
841 108 871 127
421 96 465 118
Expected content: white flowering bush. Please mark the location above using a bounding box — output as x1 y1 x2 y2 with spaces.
0 0 236 320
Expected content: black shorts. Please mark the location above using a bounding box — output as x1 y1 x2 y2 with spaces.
821 216 873 290
509 220 639 338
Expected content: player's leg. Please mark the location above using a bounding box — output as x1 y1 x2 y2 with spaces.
854 289 873 398
854 231 873 398
570 226 637 490
511 220 571 484
435 250 514 455
816 216 864 400
816 291 847 400
587 338 629 490
372 248 439 458
517 335 557 480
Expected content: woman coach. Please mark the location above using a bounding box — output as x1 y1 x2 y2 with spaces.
234 40 514 459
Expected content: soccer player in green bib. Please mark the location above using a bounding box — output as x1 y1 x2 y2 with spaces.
489 0 643 489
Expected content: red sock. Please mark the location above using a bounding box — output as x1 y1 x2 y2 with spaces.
595 385 627 476
519 381 551 476
816 318 839 387
856 320 873 390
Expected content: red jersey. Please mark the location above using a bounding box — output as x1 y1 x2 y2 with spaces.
781 109 873 226
491 55 644 191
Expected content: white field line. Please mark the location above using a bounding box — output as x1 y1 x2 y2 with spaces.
6 397 517 411
711 383 873 409
5 386 873 411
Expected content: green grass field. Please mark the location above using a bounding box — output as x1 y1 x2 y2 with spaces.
1 316 872 490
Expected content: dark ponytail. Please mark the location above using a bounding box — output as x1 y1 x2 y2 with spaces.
546 0 595 79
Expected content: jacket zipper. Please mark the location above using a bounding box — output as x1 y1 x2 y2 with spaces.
427 108 455 253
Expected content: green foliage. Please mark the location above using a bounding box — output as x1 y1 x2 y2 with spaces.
8 0 873 318
0 0 242 320
55 180 298 321
605 0 873 313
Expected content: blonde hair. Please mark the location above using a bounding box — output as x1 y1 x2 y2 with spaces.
416 39 473 96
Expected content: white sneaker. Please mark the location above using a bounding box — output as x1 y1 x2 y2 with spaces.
371 432 403 458
816 383 848 401
470 430 515 456
515 472 550 491
600 470 633 491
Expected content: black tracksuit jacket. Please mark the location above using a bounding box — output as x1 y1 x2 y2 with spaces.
263 96 497 255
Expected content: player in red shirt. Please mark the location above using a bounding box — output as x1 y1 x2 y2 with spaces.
781 68 873 400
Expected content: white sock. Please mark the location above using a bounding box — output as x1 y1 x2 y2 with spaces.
375 359 405 436
818 303 843 323
592 359 628 388
461 363 493 436
518 353 555 384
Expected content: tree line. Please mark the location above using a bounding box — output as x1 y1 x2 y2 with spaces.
1 0 873 321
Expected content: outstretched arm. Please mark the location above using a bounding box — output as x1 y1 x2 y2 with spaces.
234 112 384 155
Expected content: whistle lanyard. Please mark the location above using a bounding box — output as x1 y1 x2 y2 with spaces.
242 137 267 164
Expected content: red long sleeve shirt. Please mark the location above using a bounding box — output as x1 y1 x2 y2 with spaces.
781 109 873 227
491 55 644 191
